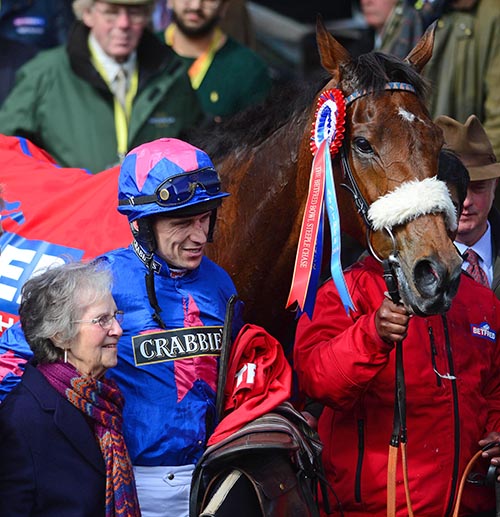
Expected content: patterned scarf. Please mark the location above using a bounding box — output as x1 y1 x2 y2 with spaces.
38 361 141 517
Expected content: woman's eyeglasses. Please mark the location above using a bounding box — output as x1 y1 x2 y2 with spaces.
73 310 124 330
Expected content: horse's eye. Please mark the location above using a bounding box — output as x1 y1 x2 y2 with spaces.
353 137 373 154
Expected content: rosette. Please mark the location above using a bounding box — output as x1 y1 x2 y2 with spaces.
310 89 346 157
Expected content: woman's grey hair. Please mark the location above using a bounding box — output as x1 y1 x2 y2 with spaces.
19 260 114 364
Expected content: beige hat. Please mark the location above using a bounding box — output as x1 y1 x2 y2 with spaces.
435 115 500 181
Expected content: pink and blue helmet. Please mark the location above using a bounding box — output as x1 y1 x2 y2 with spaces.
118 138 229 223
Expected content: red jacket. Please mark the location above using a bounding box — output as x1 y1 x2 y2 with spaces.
208 324 292 445
294 255 500 516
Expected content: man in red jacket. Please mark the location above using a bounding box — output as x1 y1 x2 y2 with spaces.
294 151 500 516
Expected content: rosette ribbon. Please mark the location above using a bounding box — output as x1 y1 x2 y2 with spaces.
286 89 355 317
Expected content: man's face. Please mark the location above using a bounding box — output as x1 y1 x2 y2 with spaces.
168 0 227 37
82 1 150 62
456 178 498 246
360 0 398 33
152 211 211 269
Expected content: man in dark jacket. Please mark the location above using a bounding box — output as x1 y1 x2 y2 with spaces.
0 0 201 173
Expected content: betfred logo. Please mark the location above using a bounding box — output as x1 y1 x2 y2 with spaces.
0 232 83 335
470 322 496 342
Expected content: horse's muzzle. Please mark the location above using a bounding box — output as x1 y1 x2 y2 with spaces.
399 256 462 315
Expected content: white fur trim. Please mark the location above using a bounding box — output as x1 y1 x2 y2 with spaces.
367 177 457 232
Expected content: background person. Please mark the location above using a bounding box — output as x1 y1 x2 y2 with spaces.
359 0 445 57
0 0 75 51
360 0 500 158
424 0 500 159
0 0 201 173
163 0 272 123
293 150 500 516
436 114 500 296
0 37 37 107
0 261 139 517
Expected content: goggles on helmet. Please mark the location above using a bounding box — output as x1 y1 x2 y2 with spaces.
119 167 222 209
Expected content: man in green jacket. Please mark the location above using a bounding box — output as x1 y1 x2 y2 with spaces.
0 0 202 173
163 0 272 124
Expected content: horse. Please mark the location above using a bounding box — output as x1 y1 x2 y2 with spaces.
188 20 465 517
196 20 462 344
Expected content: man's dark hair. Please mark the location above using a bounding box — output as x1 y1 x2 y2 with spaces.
437 149 470 210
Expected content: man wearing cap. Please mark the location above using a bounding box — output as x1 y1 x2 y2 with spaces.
436 115 500 297
0 0 201 173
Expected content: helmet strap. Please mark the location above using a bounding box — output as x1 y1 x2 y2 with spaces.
131 219 157 253
145 262 167 330
208 209 217 243
130 218 167 329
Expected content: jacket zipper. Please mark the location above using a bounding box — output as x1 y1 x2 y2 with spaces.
441 315 460 517
428 326 442 386
355 418 365 503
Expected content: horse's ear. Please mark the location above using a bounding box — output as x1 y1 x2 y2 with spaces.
316 15 351 83
405 21 436 73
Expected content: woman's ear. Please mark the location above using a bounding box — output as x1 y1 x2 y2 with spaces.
51 333 66 349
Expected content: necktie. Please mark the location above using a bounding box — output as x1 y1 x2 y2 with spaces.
113 67 128 110
464 248 489 287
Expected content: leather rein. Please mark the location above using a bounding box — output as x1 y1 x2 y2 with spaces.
336 81 415 516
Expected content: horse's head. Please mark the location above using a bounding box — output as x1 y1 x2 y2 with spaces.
313 20 462 315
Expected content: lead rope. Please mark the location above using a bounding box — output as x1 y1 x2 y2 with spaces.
451 442 500 517
383 257 414 517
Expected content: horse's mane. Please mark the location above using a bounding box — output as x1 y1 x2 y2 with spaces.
186 78 324 162
343 51 429 100
187 49 428 162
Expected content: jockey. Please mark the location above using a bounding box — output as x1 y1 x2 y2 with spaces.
102 138 243 517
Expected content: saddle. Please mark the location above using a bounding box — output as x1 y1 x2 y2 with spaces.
190 402 328 517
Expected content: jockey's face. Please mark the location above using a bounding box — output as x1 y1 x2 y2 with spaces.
82 1 150 62
152 211 211 270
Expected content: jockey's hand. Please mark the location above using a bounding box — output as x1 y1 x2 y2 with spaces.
375 298 410 344
479 431 500 480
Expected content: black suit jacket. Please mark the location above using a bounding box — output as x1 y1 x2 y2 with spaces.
0 363 105 516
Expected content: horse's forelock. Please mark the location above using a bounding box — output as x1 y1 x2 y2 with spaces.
343 52 429 101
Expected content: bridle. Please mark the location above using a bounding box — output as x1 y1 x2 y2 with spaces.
337 82 416 265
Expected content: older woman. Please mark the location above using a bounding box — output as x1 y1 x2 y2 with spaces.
0 261 140 517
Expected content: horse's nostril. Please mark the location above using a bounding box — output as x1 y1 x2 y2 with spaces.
414 259 442 297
